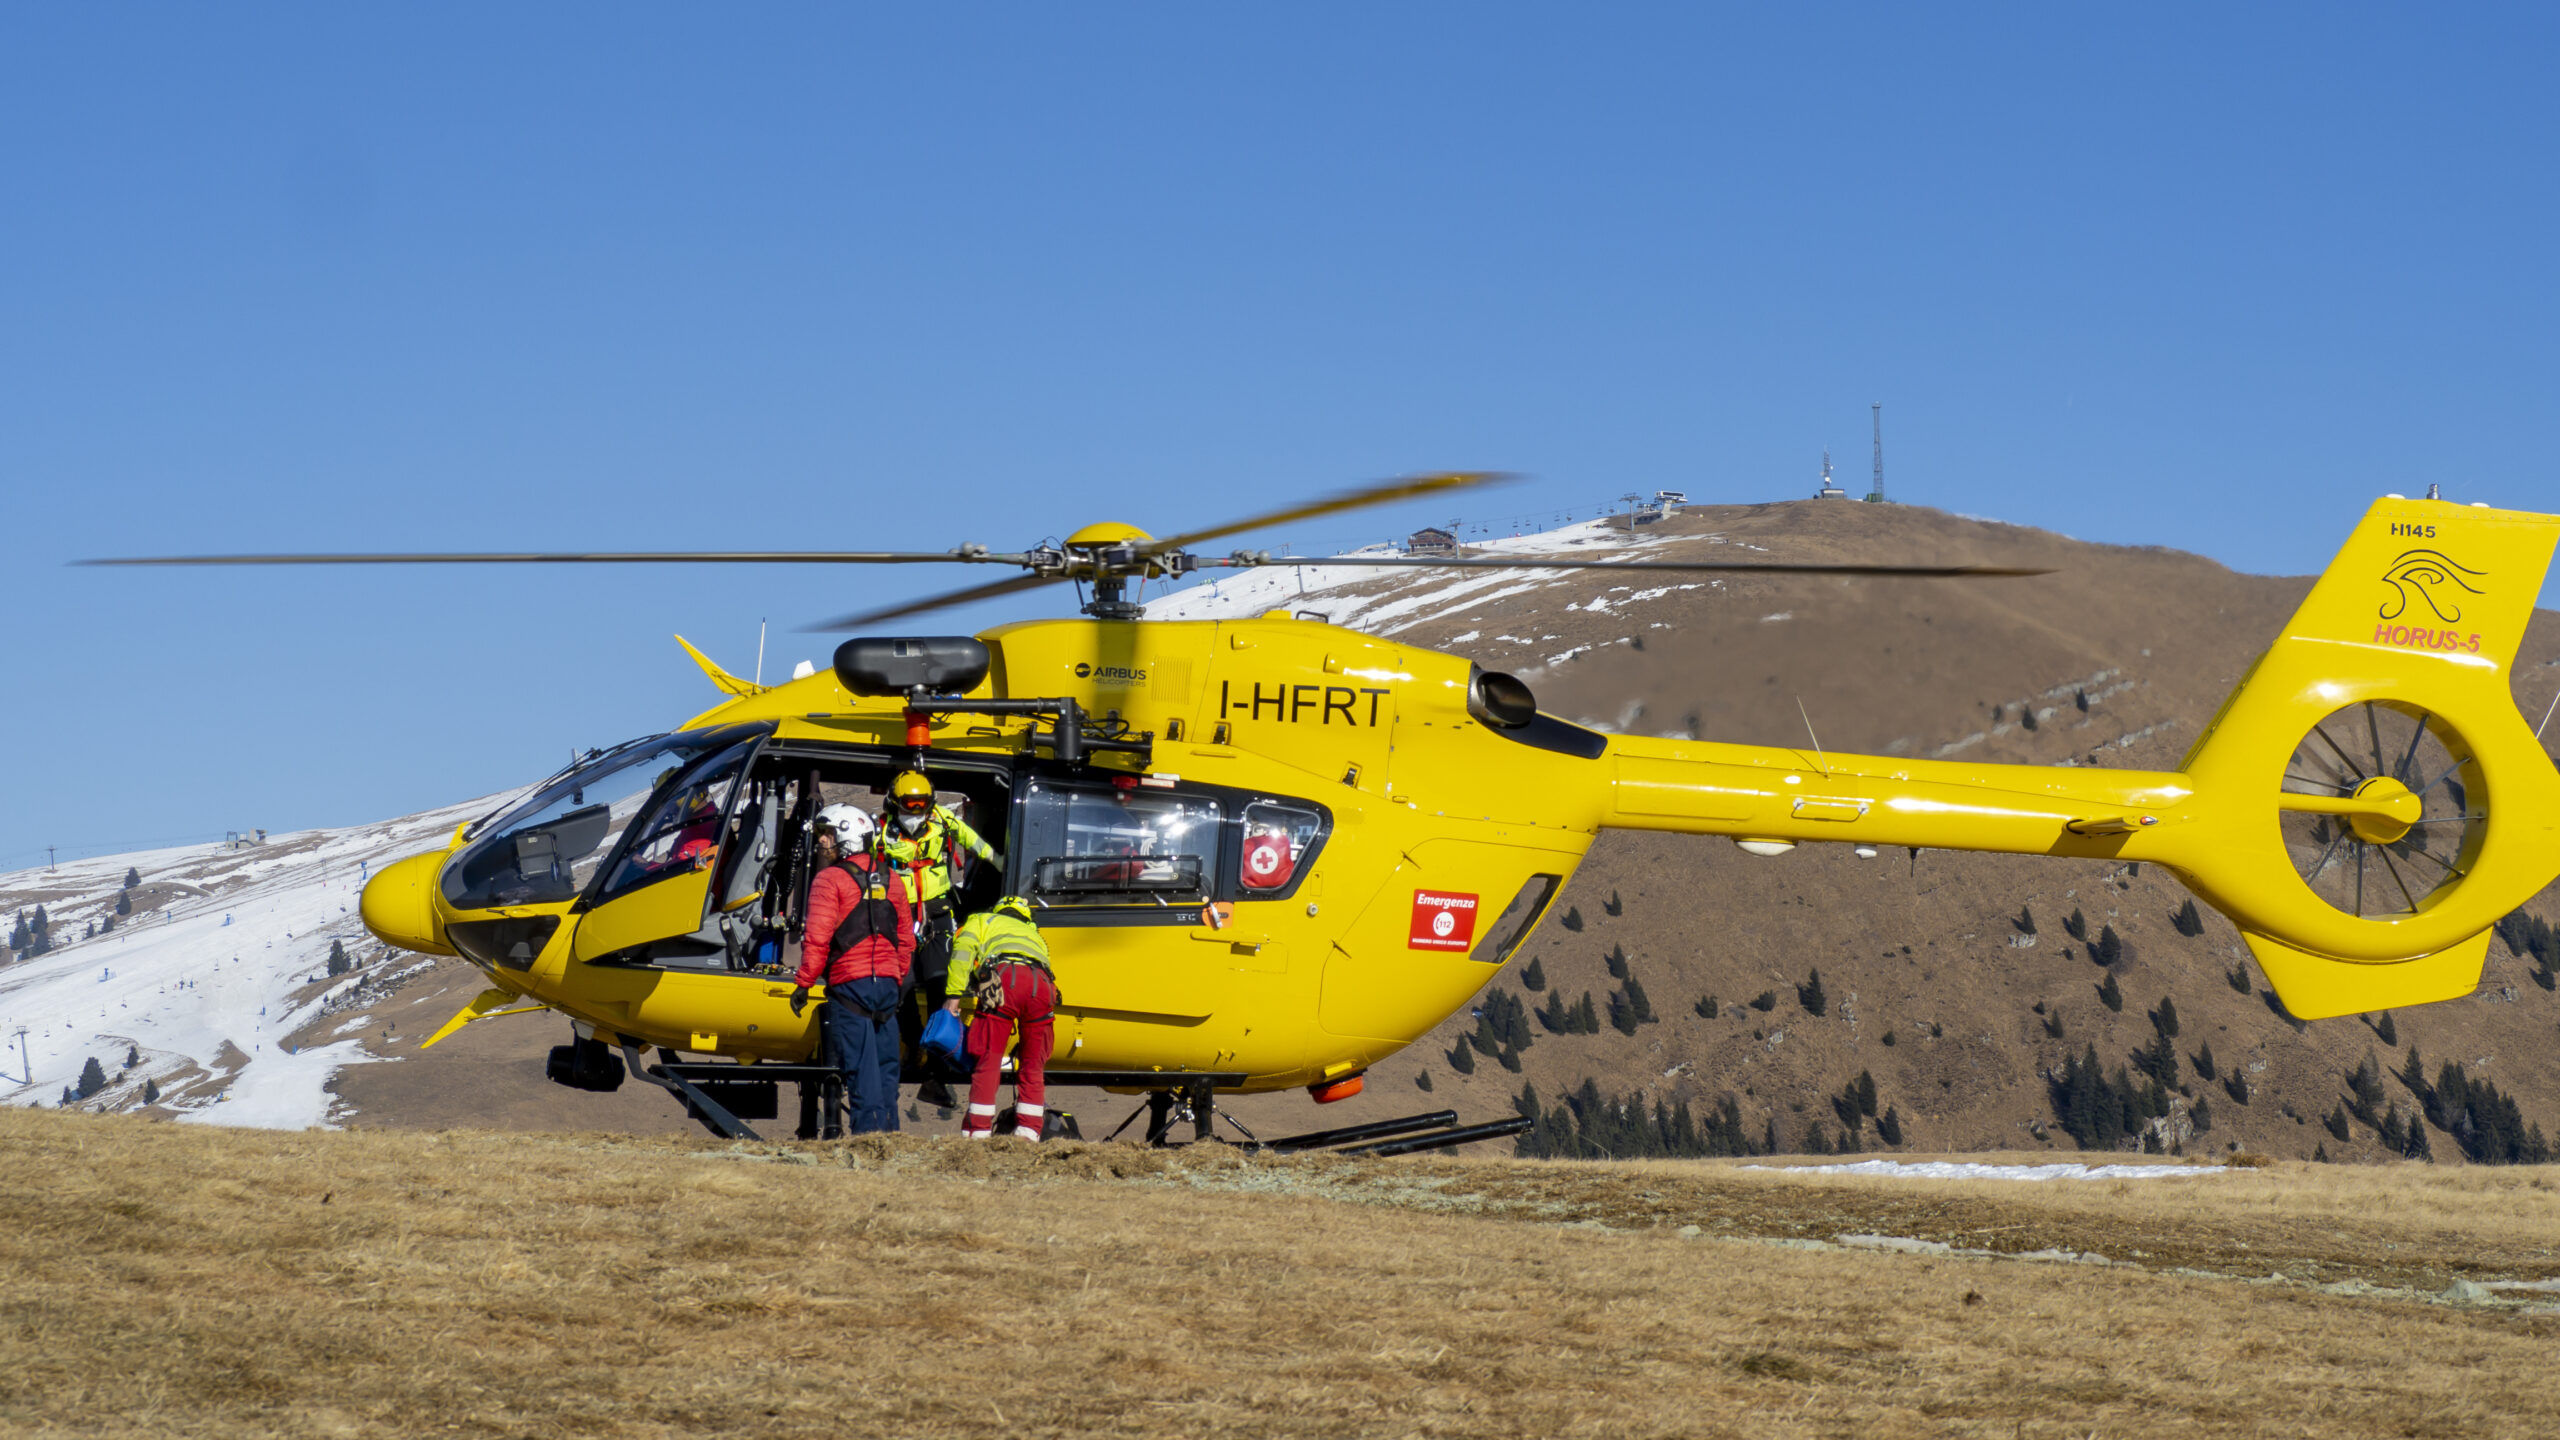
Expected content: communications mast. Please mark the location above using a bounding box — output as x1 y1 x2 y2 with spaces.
1865 403 1887 504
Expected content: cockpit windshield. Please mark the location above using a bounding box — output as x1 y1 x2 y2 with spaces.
442 726 768 911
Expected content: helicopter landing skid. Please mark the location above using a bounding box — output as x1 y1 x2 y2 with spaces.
622 1044 768 1142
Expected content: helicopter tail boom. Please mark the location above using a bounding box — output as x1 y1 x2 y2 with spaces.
1599 496 2560 1019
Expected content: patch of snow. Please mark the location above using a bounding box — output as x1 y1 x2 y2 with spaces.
1747 1160 2226 1182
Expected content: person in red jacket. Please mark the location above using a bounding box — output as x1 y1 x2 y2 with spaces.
790 805 913 1134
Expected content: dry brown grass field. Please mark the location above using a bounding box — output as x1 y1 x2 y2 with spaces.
4 1110 2558 1438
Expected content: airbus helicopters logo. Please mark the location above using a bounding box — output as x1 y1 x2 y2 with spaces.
2371 548 2488 655
1072 662 1147 688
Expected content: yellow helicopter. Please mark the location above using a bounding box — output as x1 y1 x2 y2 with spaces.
89 476 2560 1145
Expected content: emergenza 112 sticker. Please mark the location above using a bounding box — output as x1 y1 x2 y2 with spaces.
1407 889 1479 950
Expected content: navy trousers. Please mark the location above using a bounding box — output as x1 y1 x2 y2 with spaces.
822 976 904 1134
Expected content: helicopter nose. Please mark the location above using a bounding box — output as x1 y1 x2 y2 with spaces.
361 851 459 957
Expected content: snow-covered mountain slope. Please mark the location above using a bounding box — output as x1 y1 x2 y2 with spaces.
0 794 512 1128
1143 515 1725 647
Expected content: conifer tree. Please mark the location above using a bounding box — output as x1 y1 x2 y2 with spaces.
1496 1043 1522 1072
1694 993 1720 1019
2314 1142 2330 1163
1603 889 1622 917
1521 957 1546 992
1537 988 1572 1034
2226 965 2252 994
124 1044 138 1067
2152 996 2179 1038
328 939 350 977
1832 1089 1864 1134
1559 906 1583 932
2190 1095 2212 1132
1748 990 1777 1012
1604 944 1629 980
2042 1007 2065 1038
114 892 131 917
2132 1032 2178 1089
123 867 140 890
1446 1038 1476 1074
2095 925 2123 966
2325 1104 2353 1142
1625 975 1656 1024
2398 1046 2430 1099
1415 1069 1433 1091
1797 968 1828 1017
77 1057 107 1100
1573 992 1599 1034
2350 1053 2387 1127
1854 1070 1878 1117
2097 973 2123 1012
142 1078 159 1105
2191 1039 2217 1082
1607 988 1639 1037
2224 1069 2251 1106
2380 1105 2405 1153
2014 905 2037 936
7 912 24 951
2172 898 2205 937
1876 1105 1904 1145
2374 1011 2398 1046
2063 907 2088 941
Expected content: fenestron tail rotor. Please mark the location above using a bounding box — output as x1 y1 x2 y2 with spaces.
77 467 2053 626
2276 701 2487 919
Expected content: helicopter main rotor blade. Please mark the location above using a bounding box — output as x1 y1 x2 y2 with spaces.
799 571 1067 632
75 549 1030 567
1208 555 2053 578
1144 471 1508 556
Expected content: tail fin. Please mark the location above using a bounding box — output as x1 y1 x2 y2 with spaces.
2165 496 2560 1017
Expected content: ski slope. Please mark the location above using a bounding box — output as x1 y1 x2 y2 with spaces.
0 793 513 1129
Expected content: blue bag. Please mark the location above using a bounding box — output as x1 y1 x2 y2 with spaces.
921 1006 968 1065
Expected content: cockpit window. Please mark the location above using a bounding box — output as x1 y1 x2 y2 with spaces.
1019 777 1220 909
441 727 765 911
593 738 759 903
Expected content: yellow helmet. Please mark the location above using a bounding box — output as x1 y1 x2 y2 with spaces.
889 771 936 820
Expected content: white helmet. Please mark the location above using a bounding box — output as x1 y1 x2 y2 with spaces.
816 804 873 845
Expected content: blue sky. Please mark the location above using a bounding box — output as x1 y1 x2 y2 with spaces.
3 7 2555 863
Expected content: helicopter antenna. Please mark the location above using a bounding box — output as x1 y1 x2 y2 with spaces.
755 620 766 687
1796 696 1829 775
2535 683 2559 742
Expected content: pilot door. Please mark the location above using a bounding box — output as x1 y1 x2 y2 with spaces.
569 732 776 966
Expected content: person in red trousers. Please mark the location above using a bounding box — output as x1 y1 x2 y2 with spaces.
941 896 1059 1140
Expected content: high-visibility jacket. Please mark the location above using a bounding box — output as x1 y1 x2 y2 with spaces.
945 908 1052 1002
876 805 996 906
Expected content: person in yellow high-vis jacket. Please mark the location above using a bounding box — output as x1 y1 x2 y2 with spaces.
874 771 1000 1070
941 897 1058 1139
